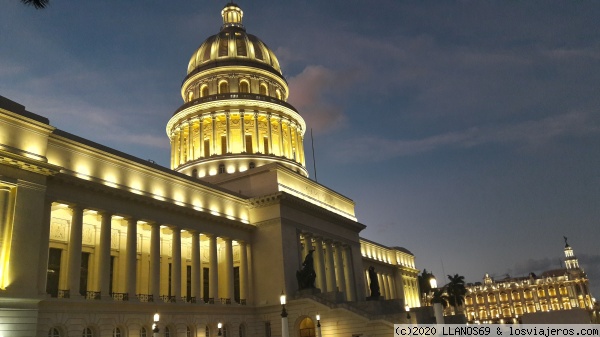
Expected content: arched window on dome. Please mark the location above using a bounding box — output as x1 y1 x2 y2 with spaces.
200 85 209 97
239 80 249 93
82 327 93 337
259 83 268 96
187 91 194 102
219 81 229 94
275 89 282 100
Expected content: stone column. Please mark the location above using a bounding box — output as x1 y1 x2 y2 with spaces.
277 116 284 156
170 136 175 168
97 211 112 299
150 223 160 301
199 117 205 158
225 112 231 153
240 112 246 152
267 113 273 154
253 112 259 153
171 227 181 301
67 205 84 297
377 273 385 299
173 130 180 167
313 237 326 291
342 245 356 301
302 233 312 259
125 217 138 300
187 121 193 160
239 240 249 304
334 243 346 298
223 237 234 302
284 119 292 157
208 234 218 303
36 199 53 296
324 240 337 292
211 114 217 155
191 230 201 302
178 126 185 164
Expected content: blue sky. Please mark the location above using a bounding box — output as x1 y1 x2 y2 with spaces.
2 1 599 295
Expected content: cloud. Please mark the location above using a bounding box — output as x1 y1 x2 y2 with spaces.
332 110 600 162
287 65 351 133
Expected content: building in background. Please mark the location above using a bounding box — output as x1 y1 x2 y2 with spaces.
464 240 595 324
0 3 420 336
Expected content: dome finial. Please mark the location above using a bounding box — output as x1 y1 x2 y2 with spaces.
221 2 244 30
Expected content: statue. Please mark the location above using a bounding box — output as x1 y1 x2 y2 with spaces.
564 236 569 247
368 266 380 299
296 249 316 290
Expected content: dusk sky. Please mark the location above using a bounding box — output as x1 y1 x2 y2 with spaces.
2 1 599 296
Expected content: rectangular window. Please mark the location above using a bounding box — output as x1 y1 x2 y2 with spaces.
221 135 227 155
109 256 115 294
263 137 269 154
245 135 253 153
46 248 62 297
203 267 210 302
234 266 240 303
168 263 172 297
186 265 192 300
80 252 90 296
204 139 210 157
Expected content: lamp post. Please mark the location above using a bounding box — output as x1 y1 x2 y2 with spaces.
218 322 223 336
280 292 289 337
315 314 322 337
405 305 411 320
152 313 160 337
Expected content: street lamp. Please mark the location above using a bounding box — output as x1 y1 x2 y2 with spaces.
315 314 322 337
405 305 411 320
280 292 289 337
152 313 160 337
217 322 222 336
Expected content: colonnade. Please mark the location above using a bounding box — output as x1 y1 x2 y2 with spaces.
44 203 250 305
170 111 305 169
300 233 357 301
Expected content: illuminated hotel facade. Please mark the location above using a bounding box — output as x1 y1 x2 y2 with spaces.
464 242 595 323
0 3 419 336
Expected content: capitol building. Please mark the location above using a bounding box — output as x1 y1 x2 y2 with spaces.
0 3 420 337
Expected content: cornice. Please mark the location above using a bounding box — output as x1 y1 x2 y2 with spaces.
0 149 61 176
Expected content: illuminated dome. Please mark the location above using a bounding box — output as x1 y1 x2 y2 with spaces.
167 3 307 179
187 3 283 78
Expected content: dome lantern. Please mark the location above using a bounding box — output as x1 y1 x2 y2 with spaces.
221 3 244 30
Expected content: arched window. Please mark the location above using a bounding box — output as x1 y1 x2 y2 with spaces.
140 327 147 337
187 91 194 102
219 81 229 94
165 327 171 337
186 326 193 337
239 80 249 93
82 327 93 337
259 83 268 96
201 85 209 97
275 89 282 100
219 164 226 174
239 324 246 337
192 169 198 178
298 317 316 337
112 328 121 337
48 328 61 337
249 162 255 169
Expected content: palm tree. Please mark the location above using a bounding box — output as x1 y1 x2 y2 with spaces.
20 0 50 9
446 274 467 314
430 288 449 309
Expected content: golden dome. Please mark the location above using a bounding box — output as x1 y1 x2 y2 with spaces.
186 3 282 77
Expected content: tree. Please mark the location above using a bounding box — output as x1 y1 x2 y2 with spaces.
446 274 467 313
430 287 449 309
20 0 50 9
